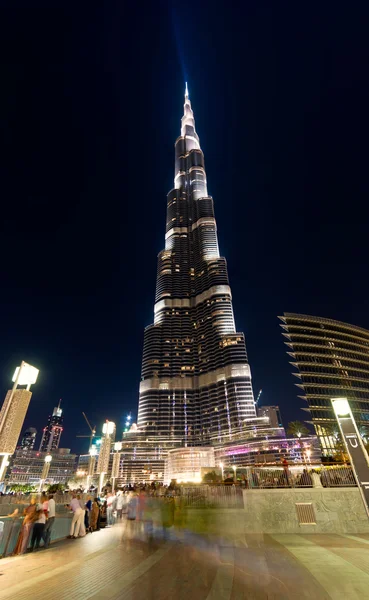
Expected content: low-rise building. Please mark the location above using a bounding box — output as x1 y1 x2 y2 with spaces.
7 448 77 487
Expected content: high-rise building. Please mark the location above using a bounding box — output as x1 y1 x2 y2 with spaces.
20 427 37 452
257 406 284 431
39 401 63 452
279 313 369 454
138 86 256 444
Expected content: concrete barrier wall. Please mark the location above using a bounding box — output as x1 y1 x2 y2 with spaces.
184 488 369 535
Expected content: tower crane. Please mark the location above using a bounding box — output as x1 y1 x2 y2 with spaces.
255 389 263 407
76 412 96 452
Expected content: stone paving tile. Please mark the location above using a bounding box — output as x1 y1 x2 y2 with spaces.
2 525 369 599
272 534 369 600
301 533 369 548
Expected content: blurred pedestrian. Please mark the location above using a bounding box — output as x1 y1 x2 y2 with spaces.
42 494 56 548
127 493 137 520
116 492 125 520
106 492 116 527
160 497 174 540
90 497 100 531
85 495 92 533
14 497 37 554
77 494 86 536
29 504 46 551
68 493 84 538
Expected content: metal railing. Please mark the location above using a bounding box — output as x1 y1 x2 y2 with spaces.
180 485 244 508
180 466 357 507
244 466 356 489
0 492 89 507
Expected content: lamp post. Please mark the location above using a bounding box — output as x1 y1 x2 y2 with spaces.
39 454 52 492
232 464 237 483
0 361 39 484
219 462 224 481
111 441 122 491
331 397 369 517
96 420 115 494
86 446 97 490
123 413 132 434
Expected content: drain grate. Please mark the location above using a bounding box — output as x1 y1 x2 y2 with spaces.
295 503 316 525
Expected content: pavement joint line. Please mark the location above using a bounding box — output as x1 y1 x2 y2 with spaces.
271 533 369 598
0 542 124 598
344 535 369 546
87 543 172 600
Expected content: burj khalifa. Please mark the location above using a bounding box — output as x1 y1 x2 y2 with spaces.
137 85 256 445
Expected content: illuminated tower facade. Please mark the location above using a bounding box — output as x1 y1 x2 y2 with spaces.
39 401 63 452
138 86 256 444
20 427 37 452
279 312 369 454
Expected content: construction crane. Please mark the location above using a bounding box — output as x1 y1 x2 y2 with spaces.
76 412 96 452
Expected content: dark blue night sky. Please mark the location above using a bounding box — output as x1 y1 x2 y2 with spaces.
1 1 368 453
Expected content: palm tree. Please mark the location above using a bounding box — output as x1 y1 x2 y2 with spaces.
287 421 310 438
359 425 369 441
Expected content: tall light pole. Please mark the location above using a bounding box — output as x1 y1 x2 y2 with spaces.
111 442 122 491
96 420 115 494
232 464 237 483
219 462 224 481
86 446 98 490
123 413 132 434
332 397 369 517
0 361 39 484
39 454 52 492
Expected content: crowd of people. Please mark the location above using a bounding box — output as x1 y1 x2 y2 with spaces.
12 493 56 553
68 487 178 541
8 484 179 554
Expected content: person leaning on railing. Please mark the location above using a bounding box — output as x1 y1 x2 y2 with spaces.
13 497 37 555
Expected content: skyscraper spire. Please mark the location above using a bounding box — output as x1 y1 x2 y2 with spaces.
181 82 199 151
137 87 256 444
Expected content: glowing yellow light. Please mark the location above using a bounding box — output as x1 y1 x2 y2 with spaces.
102 421 115 435
44 455 52 463
332 398 350 417
12 363 39 386
114 442 122 451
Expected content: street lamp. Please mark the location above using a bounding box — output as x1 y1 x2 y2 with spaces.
0 361 39 484
111 441 122 491
232 464 237 483
97 421 115 494
219 462 224 481
86 446 98 490
39 454 52 492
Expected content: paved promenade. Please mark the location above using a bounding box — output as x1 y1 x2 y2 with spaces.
1 522 369 599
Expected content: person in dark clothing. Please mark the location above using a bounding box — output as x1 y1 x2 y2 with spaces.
29 506 46 551
160 497 175 540
90 498 100 531
85 496 92 532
